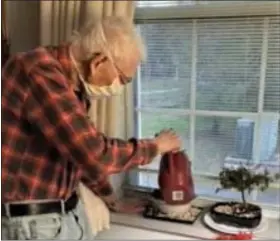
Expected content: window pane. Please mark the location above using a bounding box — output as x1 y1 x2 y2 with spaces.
258 117 279 163
129 168 279 205
139 112 190 147
196 18 263 112
139 112 190 170
138 22 192 109
264 16 280 112
136 1 243 8
194 176 252 201
193 116 255 175
129 171 253 201
131 15 280 207
255 118 280 205
128 170 158 188
256 187 280 205
255 158 280 205
136 1 195 8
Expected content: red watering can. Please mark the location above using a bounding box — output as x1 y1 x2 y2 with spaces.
158 150 196 205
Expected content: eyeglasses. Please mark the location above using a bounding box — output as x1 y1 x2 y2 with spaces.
90 53 133 84
114 64 133 85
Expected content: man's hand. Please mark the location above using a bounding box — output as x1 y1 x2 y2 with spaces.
102 195 147 214
110 199 147 214
153 129 181 154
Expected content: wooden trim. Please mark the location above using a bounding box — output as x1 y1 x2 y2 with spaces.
135 1 280 21
2 0 8 39
2 0 10 67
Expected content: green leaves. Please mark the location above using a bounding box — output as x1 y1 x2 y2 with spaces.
275 173 280 180
217 165 279 205
215 188 222 193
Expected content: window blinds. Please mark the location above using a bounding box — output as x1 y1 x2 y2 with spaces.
264 17 280 112
136 1 195 8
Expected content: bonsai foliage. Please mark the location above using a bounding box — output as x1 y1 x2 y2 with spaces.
216 165 280 206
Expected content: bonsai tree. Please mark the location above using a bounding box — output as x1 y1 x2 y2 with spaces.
216 165 280 208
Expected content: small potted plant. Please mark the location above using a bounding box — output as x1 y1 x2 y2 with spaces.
210 165 280 228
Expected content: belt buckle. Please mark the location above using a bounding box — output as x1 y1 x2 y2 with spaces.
60 200 65 215
4 203 11 218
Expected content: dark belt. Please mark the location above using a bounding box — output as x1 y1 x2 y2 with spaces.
2 192 78 218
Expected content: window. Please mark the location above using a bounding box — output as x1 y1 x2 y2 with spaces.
136 1 196 8
128 1 280 207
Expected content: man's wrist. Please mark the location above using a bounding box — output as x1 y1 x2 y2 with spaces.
101 194 119 211
151 138 160 155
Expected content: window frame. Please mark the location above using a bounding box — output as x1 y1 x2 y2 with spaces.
135 1 280 21
127 1 280 209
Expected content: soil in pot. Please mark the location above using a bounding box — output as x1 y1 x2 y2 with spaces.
209 202 262 229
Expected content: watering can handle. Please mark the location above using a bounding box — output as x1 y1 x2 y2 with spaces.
168 149 186 175
168 152 175 175
154 131 176 175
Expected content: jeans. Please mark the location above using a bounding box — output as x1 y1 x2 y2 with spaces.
1 201 94 240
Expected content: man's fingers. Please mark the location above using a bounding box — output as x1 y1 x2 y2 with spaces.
164 128 176 134
117 201 146 214
171 147 181 153
157 129 177 137
125 204 145 213
154 128 182 154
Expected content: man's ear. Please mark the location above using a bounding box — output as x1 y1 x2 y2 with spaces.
89 53 107 71
89 54 118 86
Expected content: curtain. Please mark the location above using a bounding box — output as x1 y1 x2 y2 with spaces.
85 1 135 139
40 0 135 147
39 0 136 236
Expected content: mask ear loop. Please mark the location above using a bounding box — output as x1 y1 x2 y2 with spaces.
69 48 86 83
70 22 116 80
69 23 120 99
99 22 114 64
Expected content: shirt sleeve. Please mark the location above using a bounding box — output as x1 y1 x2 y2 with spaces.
81 175 114 197
81 176 121 211
24 63 158 184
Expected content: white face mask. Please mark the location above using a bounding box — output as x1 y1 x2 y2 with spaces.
70 50 124 99
83 78 124 98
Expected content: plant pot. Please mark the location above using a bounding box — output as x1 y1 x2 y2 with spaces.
209 202 262 229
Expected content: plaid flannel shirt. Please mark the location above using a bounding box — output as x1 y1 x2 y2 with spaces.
1 44 158 202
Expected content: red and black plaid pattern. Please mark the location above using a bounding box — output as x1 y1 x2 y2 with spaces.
1 44 158 202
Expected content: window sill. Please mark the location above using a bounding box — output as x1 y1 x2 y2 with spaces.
110 208 280 240
123 185 280 218
119 189 280 240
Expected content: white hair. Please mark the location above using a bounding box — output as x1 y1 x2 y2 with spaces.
70 16 146 63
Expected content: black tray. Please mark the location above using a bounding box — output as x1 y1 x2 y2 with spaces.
142 205 205 225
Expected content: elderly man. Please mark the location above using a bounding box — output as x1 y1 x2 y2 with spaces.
1 16 181 239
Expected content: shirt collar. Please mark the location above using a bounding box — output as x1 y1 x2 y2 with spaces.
47 44 91 110
46 43 73 81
